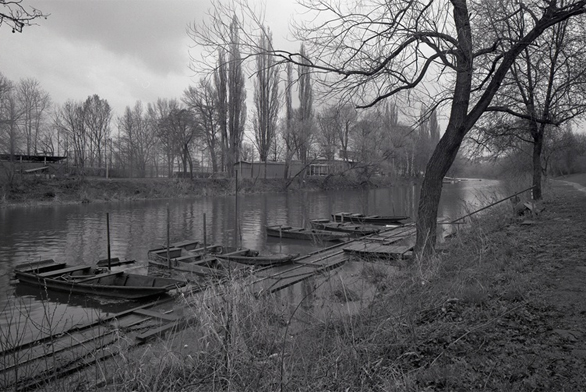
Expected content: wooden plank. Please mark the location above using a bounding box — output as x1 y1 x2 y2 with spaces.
3 333 120 392
344 242 413 259
170 239 200 248
136 320 188 342
133 309 178 321
15 259 57 269
24 166 48 173
0 327 113 375
262 272 315 294
0 296 177 358
37 265 89 277
75 271 123 283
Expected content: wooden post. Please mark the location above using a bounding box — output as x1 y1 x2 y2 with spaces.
203 213 207 255
106 212 111 270
166 204 171 268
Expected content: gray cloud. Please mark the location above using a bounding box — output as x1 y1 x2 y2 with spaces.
32 0 207 74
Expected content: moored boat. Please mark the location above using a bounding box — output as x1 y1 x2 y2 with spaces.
310 219 381 237
266 225 351 242
331 212 409 225
147 243 224 265
216 249 300 266
14 261 186 300
148 247 253 278
97 257 136 267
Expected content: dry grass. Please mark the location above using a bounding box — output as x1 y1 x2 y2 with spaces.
16 179 586 391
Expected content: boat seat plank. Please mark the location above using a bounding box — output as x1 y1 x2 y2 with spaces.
75 271 123 283
170 240 200 248
133 309 178 321
174 254 201 262
37 265 89 277
15 259 57 269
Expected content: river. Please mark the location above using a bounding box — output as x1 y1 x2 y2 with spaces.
0 179 504 344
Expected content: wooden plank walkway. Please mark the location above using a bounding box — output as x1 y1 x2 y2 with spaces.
251 248 347 295
2 224 419 390
343 225 416 259
0 295 188 391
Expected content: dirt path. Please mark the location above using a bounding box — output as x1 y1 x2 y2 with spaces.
528 178 586 389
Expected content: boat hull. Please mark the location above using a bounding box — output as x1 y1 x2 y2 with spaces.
310 219 380 237
14 263 186 300
331 212 409 225
217 249 299 266
266 225 350 242
148 247 253 278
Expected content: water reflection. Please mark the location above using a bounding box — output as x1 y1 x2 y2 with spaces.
0 180 503 340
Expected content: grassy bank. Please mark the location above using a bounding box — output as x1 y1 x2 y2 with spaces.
23 178 579 391
9 177 586 391
0 174 408 207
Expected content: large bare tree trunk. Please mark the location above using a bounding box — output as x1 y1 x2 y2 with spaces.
415 0 473 256
416 125 467 254
532 129 544 200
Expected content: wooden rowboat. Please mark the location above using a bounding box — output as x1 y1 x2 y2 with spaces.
266 225 351 242
331 212 409 225
148 247 253 278
310 219 381 237
14 260 186 300
216 249 300 266
147 243 224 265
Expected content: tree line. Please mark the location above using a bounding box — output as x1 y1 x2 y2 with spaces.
4 0 586 255
0 49 443 181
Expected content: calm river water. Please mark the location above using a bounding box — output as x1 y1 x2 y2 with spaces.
0 179 504 342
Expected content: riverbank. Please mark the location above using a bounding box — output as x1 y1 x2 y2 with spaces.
33 175 584 391
0 175 409 208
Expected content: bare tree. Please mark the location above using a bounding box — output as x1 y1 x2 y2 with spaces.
0 74 20 156
316 106 339 161
54 100 86 169
253 26 280 166
16 78 51 156
227 15 247 175
192 0 586 254
163 106 198 178
0 0 46 33
214 50 228 171
183 80 221 173
118 102 157 177
293 43 314 165
270 0 586 254
149 98 176 178
83 94 111 168
473 14 586 199
282 62 295 178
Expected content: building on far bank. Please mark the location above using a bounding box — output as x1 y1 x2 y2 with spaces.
0 154 67 180
233 158 355 179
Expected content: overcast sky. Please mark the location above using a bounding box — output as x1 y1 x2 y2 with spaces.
0 0 300 117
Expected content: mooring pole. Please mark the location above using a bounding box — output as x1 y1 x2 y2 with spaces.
106 212 111 270
203 212 207 255
166 204 171 268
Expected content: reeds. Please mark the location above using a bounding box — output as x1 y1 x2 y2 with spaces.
6 192 539 391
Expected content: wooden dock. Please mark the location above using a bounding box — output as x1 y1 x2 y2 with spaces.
0 293 191 391
2 225 418 390
343 225 416 259
251 244 348 295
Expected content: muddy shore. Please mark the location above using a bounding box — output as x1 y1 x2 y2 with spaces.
0 175 408 208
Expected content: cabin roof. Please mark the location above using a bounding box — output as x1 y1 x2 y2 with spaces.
0 154 67 162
